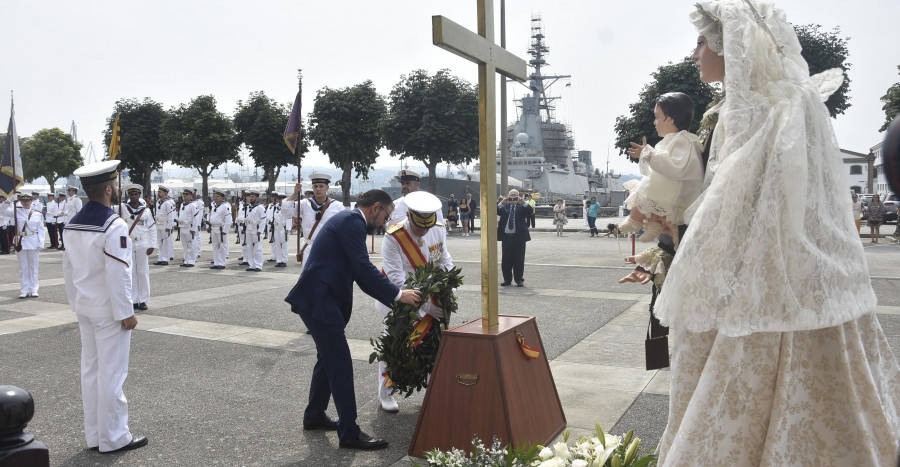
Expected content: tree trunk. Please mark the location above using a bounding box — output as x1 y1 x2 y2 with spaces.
199 166 211 205
266 166 276 195
141 161 153 197
426 158 439 195
341 164 352 207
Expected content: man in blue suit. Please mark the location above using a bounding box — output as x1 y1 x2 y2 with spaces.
285 189 420 450
497 189 534 287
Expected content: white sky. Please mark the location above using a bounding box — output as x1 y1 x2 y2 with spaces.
3 0 898 178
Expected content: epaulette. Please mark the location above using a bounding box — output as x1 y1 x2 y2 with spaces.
386 220 405 235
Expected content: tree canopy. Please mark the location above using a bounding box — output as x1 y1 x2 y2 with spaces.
383 69 479 190
308 81 387 206
20 128 82 194
233 91 305 194
614 24 852 160
103 98 167 194
159 95 239 203
879 65 900 132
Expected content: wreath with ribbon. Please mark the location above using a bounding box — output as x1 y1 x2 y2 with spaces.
369 262 464 397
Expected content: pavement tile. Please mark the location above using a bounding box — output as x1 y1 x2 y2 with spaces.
149 320 258 340
550 360 654 394
221 329 316 352
0 300 71 314
0 311 76 335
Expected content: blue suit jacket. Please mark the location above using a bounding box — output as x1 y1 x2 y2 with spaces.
497 202 533 242
285 209 399 326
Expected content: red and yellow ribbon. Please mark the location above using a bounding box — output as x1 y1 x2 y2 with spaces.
517 335 540 359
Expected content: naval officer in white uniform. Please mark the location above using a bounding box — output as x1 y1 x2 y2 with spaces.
63 160 148 453
281 173 343 265
154 185 176 265
120 184 156 311
177 187 202 267
243 189 266 271
375 191 453 413
208 188 232 269
388 169 444 227
0 192 45 297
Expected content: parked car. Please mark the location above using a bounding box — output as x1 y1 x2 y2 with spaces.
882 192 898 223
860 194 873 221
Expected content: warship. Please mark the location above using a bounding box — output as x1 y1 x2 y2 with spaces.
397 15 626 214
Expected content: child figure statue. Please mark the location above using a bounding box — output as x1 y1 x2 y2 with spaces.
620 92 704 242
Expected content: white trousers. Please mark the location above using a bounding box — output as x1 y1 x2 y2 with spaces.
157 227 174 262
272 228 289 263
181 231 199 265
131 247 150 304
239 227 249 262
211 229 228 266
191 231 202 261
77 314 133 452
247 232 263 269
16 249 39 295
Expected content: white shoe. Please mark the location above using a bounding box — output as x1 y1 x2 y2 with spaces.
18 292 27 299
379 394 399 413
30 292 39 298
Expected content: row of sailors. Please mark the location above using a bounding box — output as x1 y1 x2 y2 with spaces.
0 187 83 252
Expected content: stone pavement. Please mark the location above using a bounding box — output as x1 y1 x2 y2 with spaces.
1 219 898 466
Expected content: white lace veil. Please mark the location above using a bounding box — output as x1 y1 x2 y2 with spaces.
656 0 876 336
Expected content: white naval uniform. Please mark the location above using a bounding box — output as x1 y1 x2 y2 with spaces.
120 201 157 305
270 203 291 264
282 196 343 266
62 195 83 247
265 203 276 261
208 201 231 267
0 201 45 295
62 201 136 453
236 201 249 263
244 203 266 269
45 200 61 247
191 198 205 260
177 200 202 265
155 197 176 262
375 219 453 398
389 194 445 227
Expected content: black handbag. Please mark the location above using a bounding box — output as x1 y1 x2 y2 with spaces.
645 284 670 371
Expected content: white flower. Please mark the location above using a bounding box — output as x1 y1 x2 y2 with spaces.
538 458 565 467
539 447 554 460
572 460 588 467
553 441 571 459
604 434 621 449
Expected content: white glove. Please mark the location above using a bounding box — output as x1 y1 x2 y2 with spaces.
421 301 444 319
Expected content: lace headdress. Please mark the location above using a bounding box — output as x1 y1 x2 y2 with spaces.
655 0 876 336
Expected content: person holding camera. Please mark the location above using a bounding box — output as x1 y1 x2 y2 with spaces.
497 189 534 287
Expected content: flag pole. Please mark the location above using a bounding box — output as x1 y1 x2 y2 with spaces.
9 91 20 250
295 70 303 262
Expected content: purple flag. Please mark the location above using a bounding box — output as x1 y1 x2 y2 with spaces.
1 101 24 198
283 91 302 154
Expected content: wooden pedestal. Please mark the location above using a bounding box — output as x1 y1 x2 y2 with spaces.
409 315 566 457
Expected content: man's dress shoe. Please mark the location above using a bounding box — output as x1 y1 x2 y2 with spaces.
339 432 388 450
101 435 148 453
302 415 338 431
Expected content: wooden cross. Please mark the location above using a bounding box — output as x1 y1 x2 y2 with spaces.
432 1 527 328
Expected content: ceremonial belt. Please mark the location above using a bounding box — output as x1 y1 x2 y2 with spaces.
387 226 439 349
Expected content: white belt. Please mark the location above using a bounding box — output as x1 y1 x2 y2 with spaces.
21 231 38 236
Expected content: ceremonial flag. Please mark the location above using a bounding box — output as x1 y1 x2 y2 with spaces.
108 114 121 160
0 100 24 198
283 91 302 154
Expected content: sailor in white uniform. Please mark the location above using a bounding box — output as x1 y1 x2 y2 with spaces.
243 190 266 271
177 188 203 267
265 192 278 262
236 191 250 265
45 192 62 248
208 188 232 269
120 184 156 310
60 185 84 250
0 192 45 297
375 191 453 413
154 185 176 265
270 192 291 267
63 160 148 453
190 192 205 262
30 191 44 214
281 173 343 266
388 169 444 227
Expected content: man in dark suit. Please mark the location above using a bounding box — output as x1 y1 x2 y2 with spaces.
497 189 534 287
284 189 421 450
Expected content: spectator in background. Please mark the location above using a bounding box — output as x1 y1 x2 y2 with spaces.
525 193 536 228
851 193 862 234
459 198 471 237
553 198 567 236
466 193 477 230
867 193 884 243
587 197 600 237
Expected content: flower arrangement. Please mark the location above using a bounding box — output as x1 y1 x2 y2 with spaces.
370 263 464 397
413 424 657 467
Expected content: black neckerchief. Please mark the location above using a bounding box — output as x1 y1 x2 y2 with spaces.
310 196 329 221
126 202 144 220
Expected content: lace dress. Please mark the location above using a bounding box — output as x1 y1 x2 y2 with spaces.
656 2 900 465
622 131 704 225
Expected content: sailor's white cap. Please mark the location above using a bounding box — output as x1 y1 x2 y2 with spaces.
72 160 120 185
405 191 442 229
182 187 197 195
398 169 421 182
124 184 143 195
308 173 331 185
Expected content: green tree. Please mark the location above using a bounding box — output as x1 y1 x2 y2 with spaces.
879 66 900 132
794 24 851 118
614 24 852 160
383 69 479 190
103 98 167 194
613 58 717 158
20 128 82 193
308 81 387 206
159 95 239 203
233 91 306 194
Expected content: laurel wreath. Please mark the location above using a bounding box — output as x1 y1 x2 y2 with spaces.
369 262 464 397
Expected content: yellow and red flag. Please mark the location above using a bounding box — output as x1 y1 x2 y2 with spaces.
108 114 121 160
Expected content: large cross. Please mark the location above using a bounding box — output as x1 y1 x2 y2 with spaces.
432 1 527 328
